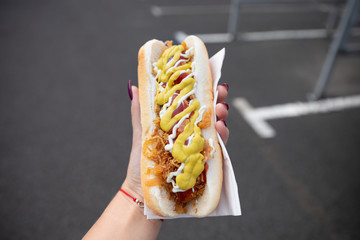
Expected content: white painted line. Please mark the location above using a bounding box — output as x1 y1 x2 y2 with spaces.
150 5 228 17
233 95 360 138
196 33 234 43
150 4 332 17
176 28 360 43
174 31 188 43
239 28 360 42
238 29 329 41
240 4 332 13
233 98 276 138
175 31 234 44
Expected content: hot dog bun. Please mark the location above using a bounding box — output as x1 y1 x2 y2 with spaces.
138 36 223 217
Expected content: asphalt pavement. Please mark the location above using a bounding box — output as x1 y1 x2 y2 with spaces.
1 0 360 239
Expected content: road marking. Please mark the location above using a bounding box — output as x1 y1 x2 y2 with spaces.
239 29 328 41
175 28 360 43
150 4 332 17
151 5 228 17
175 31 234 43
239 28 360 41
232 95 360 138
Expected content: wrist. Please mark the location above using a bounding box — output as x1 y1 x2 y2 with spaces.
121 181 165 223
119 189 144 208
121 178 144 202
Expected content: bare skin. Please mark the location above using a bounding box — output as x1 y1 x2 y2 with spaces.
83 84 229 240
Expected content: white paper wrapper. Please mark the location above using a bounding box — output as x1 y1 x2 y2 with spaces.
144 49 241 219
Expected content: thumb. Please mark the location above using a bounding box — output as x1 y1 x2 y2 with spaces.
130 85 142 144
124 83 143 199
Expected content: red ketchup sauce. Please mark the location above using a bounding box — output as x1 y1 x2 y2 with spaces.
176 162 209 203
174 72 189 85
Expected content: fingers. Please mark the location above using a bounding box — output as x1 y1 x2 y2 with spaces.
127 82 142 187
215 102 229 120
215 120 229 145
217 83 228 103
216 83 229 144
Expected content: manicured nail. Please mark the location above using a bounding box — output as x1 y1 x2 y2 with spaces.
221 83 229 91
128 80 133 100
222 102 229 110
219 119 227 127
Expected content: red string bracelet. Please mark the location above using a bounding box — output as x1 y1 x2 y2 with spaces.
119 189 164 222
120 189 144 208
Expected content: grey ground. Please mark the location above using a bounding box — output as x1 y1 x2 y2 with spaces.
1 0 360 239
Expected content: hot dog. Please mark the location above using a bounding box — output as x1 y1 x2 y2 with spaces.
138 35 223 217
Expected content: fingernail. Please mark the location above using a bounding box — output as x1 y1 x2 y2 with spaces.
221 83 229 91
219 119 227 127
128 80 133 100
222 102 229 110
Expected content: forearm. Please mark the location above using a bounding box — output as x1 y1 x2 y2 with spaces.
83 186 162 240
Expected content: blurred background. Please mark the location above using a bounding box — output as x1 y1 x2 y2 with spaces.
1 0 360 239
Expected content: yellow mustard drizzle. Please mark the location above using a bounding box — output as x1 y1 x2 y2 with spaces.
155 44 205 191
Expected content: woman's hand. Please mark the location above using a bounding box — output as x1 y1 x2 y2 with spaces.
122 81 230 200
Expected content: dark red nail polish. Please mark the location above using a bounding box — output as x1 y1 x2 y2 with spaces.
128 80 133 100
219 119 227 127
221 83 229 91
222 102 229 110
